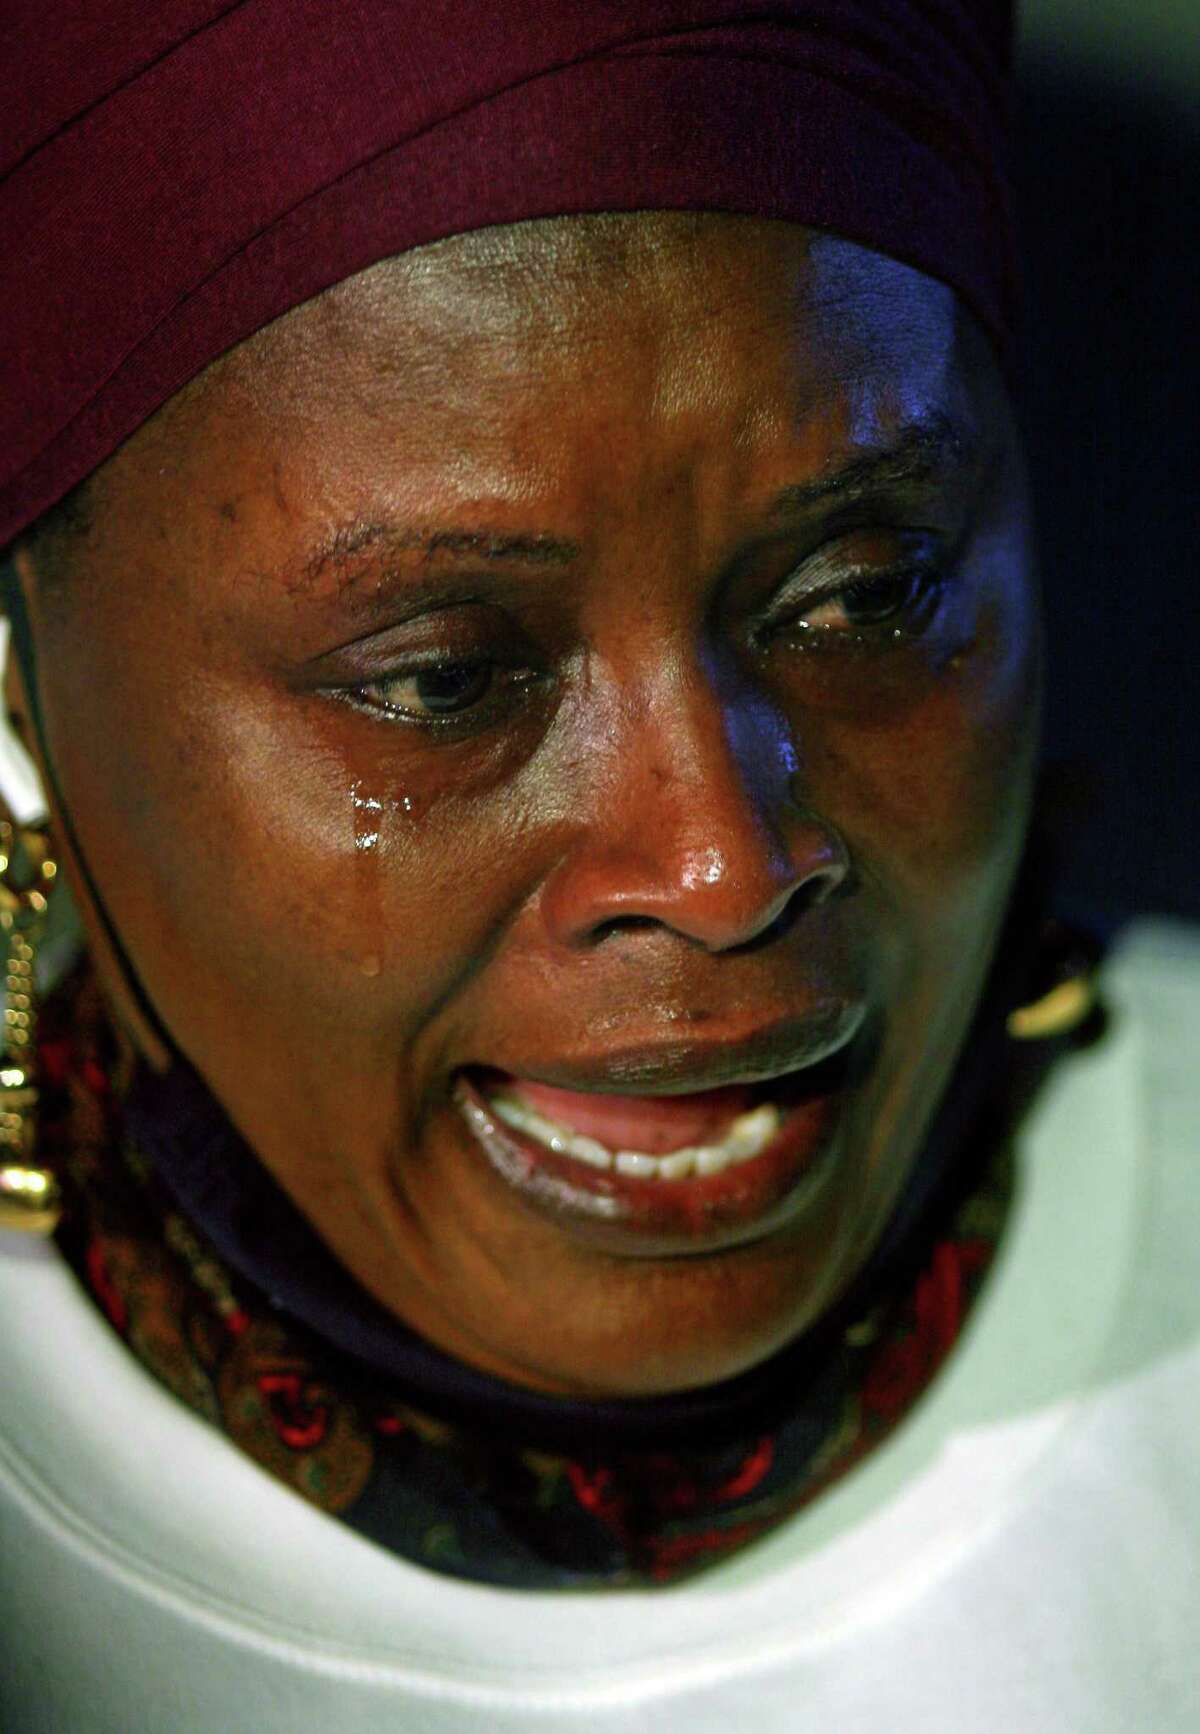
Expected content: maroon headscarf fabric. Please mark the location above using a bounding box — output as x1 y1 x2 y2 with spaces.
0 1 1016 549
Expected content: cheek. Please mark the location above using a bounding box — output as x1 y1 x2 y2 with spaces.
811 585 1041 932
825 589 1040 1246
40 615 505 1068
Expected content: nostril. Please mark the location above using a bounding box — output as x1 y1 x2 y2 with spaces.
591 913 662 945
722 864 846 955
587 856 847 954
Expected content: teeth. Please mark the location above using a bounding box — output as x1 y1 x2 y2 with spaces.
487 1093 781 1181
725 1103 779 1157
567 1134 612 1171
489 1098 615 1168
614 1151 658 1178
694 1145 732 1177
657 1150 696 1180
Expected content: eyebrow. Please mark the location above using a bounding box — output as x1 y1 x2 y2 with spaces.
280 411 971 598
763 413 972 521
291 521 581 593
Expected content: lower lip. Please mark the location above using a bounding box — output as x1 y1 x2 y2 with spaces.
452 1065 848 1255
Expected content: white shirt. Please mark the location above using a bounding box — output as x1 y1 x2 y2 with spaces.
2 920 1198 1733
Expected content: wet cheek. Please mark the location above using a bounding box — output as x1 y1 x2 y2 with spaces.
108 689 554 1059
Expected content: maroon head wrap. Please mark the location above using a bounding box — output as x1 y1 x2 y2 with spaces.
1 1 1016 549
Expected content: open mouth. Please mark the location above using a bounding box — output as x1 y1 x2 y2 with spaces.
477 1069 816 1178
452 1038 859 1252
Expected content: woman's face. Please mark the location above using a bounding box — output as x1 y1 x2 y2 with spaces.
20 215 1039 1395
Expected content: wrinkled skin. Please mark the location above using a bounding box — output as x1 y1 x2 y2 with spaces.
14 215 1040 1395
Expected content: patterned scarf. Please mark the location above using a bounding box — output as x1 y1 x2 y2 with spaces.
45 969 1015 1590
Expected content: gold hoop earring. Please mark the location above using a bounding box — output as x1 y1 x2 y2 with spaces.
0 816 61 1233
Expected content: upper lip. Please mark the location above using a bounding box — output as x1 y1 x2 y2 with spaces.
470 1000 867 1097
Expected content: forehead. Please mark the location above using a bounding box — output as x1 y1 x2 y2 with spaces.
199 214 965 410
97 213 992 542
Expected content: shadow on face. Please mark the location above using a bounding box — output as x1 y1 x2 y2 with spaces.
17 213 1042 1395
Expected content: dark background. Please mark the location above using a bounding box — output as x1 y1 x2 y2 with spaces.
1015 23 1198 925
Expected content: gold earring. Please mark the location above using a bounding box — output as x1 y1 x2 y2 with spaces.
0 816 61 1233
1006 920 1100 1042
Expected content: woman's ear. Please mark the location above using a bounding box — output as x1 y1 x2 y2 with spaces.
0 560 172 1075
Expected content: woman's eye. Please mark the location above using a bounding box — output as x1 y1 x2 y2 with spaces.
355 658 502 721
758 532 951 655
794 567 940 636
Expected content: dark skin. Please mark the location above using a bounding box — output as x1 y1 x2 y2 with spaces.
13 214 1040 1396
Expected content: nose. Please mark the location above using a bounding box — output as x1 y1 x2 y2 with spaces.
540 672 849 954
